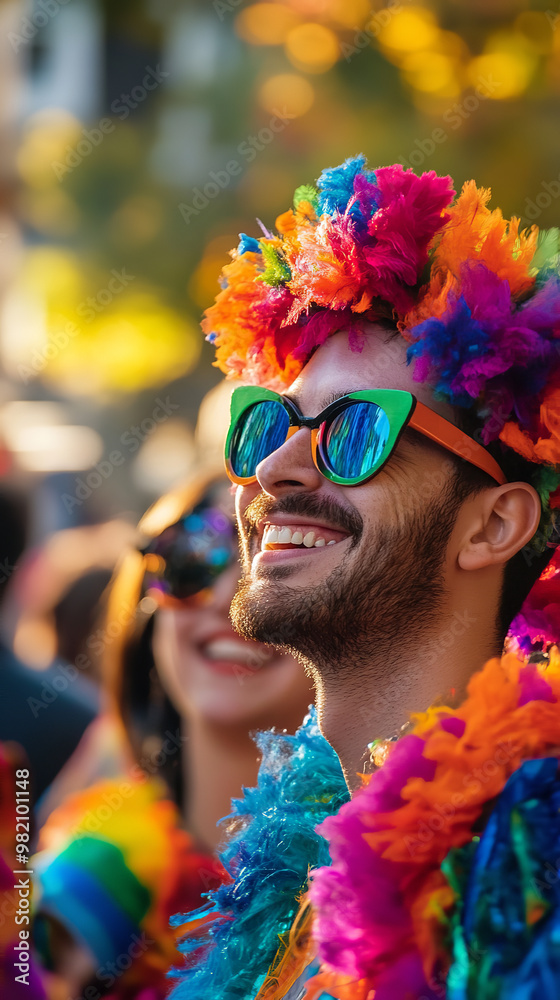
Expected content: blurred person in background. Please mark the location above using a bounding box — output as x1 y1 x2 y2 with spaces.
9 520 139 695
0 489 101 809
31 471 314 1000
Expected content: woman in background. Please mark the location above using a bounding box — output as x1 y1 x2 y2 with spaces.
120 473 311 848
32 473 313 1000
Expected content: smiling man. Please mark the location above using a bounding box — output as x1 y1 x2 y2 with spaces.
228 327 543 791
174 158 560 1000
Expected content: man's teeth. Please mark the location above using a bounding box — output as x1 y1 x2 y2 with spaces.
262 525 339 550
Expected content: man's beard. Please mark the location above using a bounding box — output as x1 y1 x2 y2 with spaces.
230 481 464 679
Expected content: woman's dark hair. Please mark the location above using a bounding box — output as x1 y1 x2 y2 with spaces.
118 609 184 808
103 472 228 809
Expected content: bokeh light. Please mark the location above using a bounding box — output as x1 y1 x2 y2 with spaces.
258 73 315 117
16 110 82 189
326 0 373 29
285 22 340 73
235 3 301 45
44 293 201 396
377 7 440 62
188 235 238 311
18 187 81 238
3 247 200 396
468 37 537 100
401 52 460 96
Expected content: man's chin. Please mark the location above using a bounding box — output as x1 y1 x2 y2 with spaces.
230 576 299 648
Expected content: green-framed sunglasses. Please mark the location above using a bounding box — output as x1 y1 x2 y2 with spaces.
225 386 506 488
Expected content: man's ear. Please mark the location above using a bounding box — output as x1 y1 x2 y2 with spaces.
458 482 541 571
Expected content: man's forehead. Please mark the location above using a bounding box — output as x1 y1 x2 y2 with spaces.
285 328 409 407
284 327 455 422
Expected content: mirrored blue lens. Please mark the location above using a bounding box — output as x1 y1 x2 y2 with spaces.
230 400 290 479
321 401 390 479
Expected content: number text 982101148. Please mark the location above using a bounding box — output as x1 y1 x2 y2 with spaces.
13 768 32 986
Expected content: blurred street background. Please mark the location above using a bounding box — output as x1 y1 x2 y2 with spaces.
0 0 559 661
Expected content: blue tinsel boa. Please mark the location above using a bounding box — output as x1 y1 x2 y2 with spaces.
169 707 349 1000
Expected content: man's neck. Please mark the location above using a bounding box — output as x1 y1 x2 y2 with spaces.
313 604 501 791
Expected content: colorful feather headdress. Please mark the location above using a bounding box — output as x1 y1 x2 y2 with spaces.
203 155 560 550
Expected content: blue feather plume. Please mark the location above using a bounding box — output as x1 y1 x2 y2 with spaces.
317 154 378 221
238 233 261 256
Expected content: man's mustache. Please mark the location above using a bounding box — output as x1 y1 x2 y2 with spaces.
243 492 363 542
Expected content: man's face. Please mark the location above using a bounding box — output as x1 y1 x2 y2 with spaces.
231 327 465 676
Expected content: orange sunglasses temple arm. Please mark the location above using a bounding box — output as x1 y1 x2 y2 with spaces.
409 401 507 485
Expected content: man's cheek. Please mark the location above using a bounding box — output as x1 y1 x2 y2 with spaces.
238 523 254 571
235 488 254 537
234 489 243 528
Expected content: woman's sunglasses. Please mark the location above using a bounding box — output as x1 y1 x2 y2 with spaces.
225 386 506 488
141 502 238 606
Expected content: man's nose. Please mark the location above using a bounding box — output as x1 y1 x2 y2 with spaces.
255 427 323 496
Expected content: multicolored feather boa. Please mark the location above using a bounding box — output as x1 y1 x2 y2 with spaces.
174 648 560 1000
169 710 349 999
